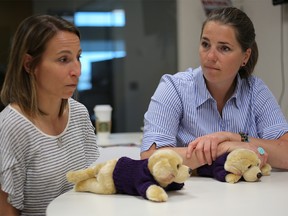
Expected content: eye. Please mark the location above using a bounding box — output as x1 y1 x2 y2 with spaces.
177 164 180 169
59 56 68 63
200 40 210 49
219 45 231 52
248 165 252 169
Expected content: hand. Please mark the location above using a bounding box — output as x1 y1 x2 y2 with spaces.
245 145 269 168
186 132 233 165
258 148 269 168
218 142 269 168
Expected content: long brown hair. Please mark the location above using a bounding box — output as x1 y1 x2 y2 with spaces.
1 14 80 117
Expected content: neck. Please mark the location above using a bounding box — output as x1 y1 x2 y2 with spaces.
35 98 68 136
206 79 236 114
35 107 68 136
38 97 64 118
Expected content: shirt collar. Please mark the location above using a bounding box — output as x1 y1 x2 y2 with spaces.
194 68 244 109
194 68 212 108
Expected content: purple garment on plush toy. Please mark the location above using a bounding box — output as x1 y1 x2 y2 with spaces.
112 157 184 199
197 153 229 182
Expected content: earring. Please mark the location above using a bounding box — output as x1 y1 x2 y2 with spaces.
242 62 246 66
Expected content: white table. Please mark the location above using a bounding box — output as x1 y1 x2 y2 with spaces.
47 167 288 216
97 132 142 147
95 132 142 163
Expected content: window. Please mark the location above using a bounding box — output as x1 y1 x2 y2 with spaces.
74 10 126 91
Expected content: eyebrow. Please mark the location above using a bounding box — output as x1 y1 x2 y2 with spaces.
218 41 232 46
201 36 232 46
56 49 82 55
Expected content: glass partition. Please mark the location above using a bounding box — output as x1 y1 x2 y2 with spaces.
0 0 178 132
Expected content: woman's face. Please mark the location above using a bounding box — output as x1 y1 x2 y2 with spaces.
34 31 82 100
199 21 251 87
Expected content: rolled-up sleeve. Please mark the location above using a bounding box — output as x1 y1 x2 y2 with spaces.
141 74 183 152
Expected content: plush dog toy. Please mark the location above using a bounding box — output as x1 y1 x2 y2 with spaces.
197 148 272 183
66 149 192 202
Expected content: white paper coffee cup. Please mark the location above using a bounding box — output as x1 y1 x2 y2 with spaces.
94 105 113 141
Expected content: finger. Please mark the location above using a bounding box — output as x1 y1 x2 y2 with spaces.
256 147 268 167
187 138 202 158
186 141 197 158
186 145 194 158
195 141 206 165
189 139 199 149
261 153 268 168
203 141 212 165
210 141 218 161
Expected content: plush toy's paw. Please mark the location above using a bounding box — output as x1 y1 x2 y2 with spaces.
225 173 242 183
66 166 101 184
261 164 272 176
146 185 168 202
73 178 116 194
66 171 80 183
74 181 86 192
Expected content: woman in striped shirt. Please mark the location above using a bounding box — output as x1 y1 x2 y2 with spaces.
141 7 288 170
0 15 99 215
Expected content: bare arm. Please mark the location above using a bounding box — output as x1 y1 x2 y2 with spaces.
141 132 288 170
213 133 288 169
0 188 19 216
186 131 288 169
248 133 288 169
141 144 207 169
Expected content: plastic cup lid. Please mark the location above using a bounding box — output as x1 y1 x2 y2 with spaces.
94 105 112 112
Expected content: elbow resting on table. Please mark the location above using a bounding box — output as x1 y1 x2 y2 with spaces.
140 144 157 159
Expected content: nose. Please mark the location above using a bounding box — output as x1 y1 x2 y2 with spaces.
70 61 81 77
207 48 217 61
257 172 262 179
189 168 193 176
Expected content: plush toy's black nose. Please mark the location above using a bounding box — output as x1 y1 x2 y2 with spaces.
189 168 193 176
257 172 262 179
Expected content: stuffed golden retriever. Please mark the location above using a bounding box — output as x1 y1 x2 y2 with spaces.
197 148 272 183
224 148 271 183
66 149 192 202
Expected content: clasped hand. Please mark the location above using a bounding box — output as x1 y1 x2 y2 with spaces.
186 132 268 167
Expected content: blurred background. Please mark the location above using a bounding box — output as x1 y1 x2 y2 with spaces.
0 0 287 133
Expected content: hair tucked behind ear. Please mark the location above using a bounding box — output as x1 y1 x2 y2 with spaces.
1 14 80 117
201 7 258 78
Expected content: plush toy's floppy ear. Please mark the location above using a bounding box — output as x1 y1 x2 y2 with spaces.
150 158 176 185
148 149 182 171
147 149 190 186
224 163 242 176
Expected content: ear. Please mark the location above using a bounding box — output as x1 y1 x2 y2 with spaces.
242 48 251 65
23 54 33 73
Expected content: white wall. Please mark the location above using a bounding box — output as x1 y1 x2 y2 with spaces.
177 0 288 119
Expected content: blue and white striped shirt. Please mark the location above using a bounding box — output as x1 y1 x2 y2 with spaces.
0 98 99 216
141 67 288 152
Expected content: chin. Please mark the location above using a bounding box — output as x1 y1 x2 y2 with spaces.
62 93 74 99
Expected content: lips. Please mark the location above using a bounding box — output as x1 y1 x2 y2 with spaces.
204 65 219 71
66 84 77 88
